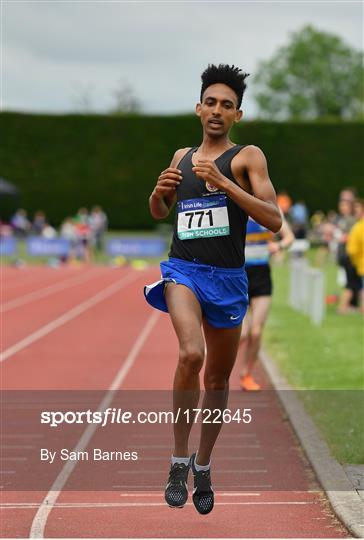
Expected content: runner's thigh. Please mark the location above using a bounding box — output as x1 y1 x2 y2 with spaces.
165 283 204 351
203 320 242 380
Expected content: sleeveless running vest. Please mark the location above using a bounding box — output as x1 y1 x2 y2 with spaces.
169 145 248 268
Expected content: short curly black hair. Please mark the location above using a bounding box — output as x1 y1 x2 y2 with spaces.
200 64 249 109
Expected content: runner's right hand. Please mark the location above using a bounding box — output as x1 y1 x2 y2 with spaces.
152 168 182 199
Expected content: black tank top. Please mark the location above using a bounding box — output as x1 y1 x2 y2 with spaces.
169 145 248 268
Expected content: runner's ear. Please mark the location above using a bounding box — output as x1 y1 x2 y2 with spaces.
196 103 202 117
235 109 243 123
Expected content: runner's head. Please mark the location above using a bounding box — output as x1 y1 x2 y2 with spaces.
200 64 249 109
196 64 249 137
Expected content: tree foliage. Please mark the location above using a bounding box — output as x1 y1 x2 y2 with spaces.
254 25 363 120
110 79 141 115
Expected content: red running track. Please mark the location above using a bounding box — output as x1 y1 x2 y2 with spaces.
0 265 349 538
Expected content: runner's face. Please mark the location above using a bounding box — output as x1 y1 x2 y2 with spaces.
196 83 242 138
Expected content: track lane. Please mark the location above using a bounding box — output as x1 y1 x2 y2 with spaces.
2 266 91 301
29 311 160 539
0 266 349 538
1 266 106 313
2 267 133 350
2 268 158 386
45 500 346 539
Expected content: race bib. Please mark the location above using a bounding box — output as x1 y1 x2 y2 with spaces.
177 196 230 240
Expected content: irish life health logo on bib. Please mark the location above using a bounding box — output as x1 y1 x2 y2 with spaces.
177 195 230 240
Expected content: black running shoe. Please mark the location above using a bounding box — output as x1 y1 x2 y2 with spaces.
191 453 214 515
164 461 190 508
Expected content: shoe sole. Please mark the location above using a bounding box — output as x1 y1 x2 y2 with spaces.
165 481 188 509
190 453 214 514
192 492 214 515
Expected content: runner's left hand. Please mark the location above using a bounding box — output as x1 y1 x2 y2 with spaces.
268 241 281 254
192 160 227 189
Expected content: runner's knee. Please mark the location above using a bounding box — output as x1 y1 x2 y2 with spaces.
204 372 229 391
178 347 204 375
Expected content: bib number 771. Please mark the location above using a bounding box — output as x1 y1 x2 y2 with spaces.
184 209 213 229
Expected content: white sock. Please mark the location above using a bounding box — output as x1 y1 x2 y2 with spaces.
171 455 190 466
194 455 211 471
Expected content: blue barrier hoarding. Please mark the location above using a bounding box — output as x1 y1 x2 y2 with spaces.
107 237 166 258
0 237 17 256
27 237 70 257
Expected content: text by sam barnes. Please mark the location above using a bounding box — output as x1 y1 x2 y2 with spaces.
40 448 138 463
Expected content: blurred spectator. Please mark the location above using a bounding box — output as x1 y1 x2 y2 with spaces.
346 199 364 315
60 217 76 242
310 211 334 266
41 224 57 239
310 210 325 230
289 200 308 239
74 208 92 263
10 209 31 237
90 205 108 251
276 191 292 216
353 199 363 220
75 207 90 225
60 217 77 262
334 198 356 254
339 187 357 204
326 210 338 224
334 196 360 314
32 211 47 235
0 220 13 237
320 215 337 257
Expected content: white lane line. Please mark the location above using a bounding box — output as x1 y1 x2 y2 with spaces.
3 501 316 509
0 271 138 363
3 434 44 439
131 433 257 438
220 492 261 496
116 469 268 474
1 445 36 450
3 270 71 289
4 491 262 499
138 456 265 461
29 309 160 539
112 484 273 489
131 444 260 449
1 457 27 461
1 267 103 312
118 492 261 497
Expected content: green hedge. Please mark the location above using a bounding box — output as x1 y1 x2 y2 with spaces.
0 112 362 228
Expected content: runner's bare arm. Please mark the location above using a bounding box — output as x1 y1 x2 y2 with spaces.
192 146 282 232
268 212 295 253
149 149 189 220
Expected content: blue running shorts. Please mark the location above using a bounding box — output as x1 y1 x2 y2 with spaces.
144 257 249 329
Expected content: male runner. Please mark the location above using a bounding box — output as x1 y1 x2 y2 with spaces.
240 215 294 391
144 64 282 514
